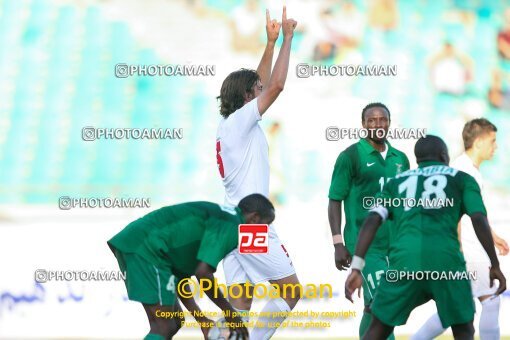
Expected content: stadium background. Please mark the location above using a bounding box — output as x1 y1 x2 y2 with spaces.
0 0 509 338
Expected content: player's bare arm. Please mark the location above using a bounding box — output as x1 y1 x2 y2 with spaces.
328 199 351 270
345 212 383 302
470 212 507 295
256 9 280 87
257 6 297 115
491 229 509 255
195 262 249 340
177 278 214 339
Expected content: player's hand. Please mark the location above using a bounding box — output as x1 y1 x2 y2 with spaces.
225 314 249 340
334 243 352 270
200 318 214 339
265 9 281 43
494 235 509 255
490 265 506 296
281 6 297 38
345 269 362 303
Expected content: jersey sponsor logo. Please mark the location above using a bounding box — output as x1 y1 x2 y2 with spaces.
395 163 403 174
367 162 375 167
238 224 268 254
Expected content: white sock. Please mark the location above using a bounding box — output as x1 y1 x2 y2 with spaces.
412 313 446 340
250 298 291 340
479 296 500 340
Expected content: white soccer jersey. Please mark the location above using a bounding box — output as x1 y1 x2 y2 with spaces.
452 153 489 263
216 98 270 206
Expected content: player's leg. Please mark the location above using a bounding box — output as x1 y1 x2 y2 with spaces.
478 295 500 340
360 253 395 340
223 251 254 319
432 269 475 340
228 284 254 314
362 315 394 340
411 313 446 340
113 250 179 339
143 302 181 339
469 261 500 339
234 226 297 340
249 273 300 340
370 271 429 340
451 322 475 340
269 273 301 308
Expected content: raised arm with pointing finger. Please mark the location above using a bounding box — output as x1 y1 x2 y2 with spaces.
257 6 297 115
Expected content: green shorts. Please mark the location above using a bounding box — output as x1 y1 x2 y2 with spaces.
360 252 389 306
371 271 475 328
113 249 176 306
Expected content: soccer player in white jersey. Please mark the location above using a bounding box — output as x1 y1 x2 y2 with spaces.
215 7 299 340
413 118 509 340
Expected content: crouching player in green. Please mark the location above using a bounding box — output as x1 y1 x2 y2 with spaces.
345 135 507 340
108 193 275 340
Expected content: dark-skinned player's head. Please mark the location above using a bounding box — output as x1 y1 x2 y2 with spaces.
238 193 275 225
462 118 498 162
217 69 261 118
414 135 450 165
361 102 391 144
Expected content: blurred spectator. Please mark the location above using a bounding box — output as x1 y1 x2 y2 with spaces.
368 0 398 31
312 7 337 61
327 0 365 49
488 70 510 110
429 42 474 95
230 0 264 54
497 9 510 60
308 1 366 61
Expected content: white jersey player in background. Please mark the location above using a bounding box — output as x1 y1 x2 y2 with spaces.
413 118 509 340
215 7 299 340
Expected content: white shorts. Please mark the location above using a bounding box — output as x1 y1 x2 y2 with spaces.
466 261 498 298
223 224 296 285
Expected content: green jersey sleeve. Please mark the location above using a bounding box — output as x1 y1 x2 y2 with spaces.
403 154 411 172
461 173 487 217
329 152 355 201
196 218 238 270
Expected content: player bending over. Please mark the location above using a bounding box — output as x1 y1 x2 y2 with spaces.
413 118 508 340
345 135 506 340
215 6 299 340
107 194 275 340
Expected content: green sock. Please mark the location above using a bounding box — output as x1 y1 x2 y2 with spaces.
144 333 165 340
359 311 372 338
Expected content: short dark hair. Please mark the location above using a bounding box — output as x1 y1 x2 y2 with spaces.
238 194 275 221
361 102 391 121
217 69 260 118
462 118 497 150
414 135 448 163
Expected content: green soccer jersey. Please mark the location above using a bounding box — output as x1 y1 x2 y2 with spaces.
329 138 410 254
107 202 243 279
375 161 487 271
